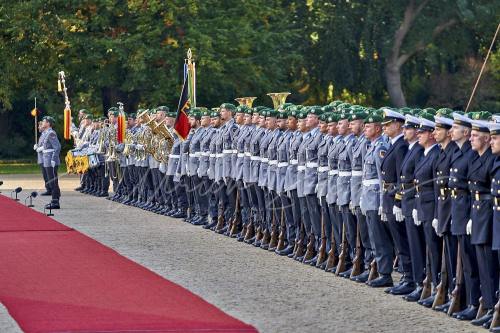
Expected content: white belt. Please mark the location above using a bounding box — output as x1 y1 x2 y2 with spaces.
269 160 278 165
244 152 252 157
191 152 200 158
363 179 379 186
222 149 233 154
338 171 352 177
328 170 338 176
201 152 210 157
318 166 329 172
216 153 224 158
261 158 269 163
43 149 55 153
306 162 319 168
278 162 289 167
251 156 261 161
209 154 216 158
290 159 298 165
169 154 180 159
237 153 245 158
297 166 306 171
352 170 363 177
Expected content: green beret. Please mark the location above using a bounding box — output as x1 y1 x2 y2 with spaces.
288 109 299 119
201 110 211 117
419 111 435 122
253 106 266 114
149 108 157 115
364 112 383 124
339 112 350 121
220 103 236 112
83 114 93 120
156 105 169 113
470 111 492 121
297 111 307 120
42 116 55 125
236 105 251 114
210 111 220 118
107 107 119 116
79 109 89 114
167 112 177 118
277 112 288 119
322 105 334 113
422 107 436 115
349 111 368 121
267 109 278 118
190 111 201 120
436 108 453 117
128 113 137 120
326 112 339 123
308 106 323 116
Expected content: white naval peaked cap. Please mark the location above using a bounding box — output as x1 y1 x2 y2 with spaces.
381 108 405 125
434 115 454 128
452 112 472 128
471 119 491 133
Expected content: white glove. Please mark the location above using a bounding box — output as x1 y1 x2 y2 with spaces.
33 144 38 150
393 206 404 222
378 206 383 216
349 201 355 214
136 144 144 150
466 219 472 235
36 147 44 152
412 209 421 226
50 160 56 168
315 184 318 193
381 212 387 222
432 218 439 234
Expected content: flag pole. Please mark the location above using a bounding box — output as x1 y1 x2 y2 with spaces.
34 97 38 144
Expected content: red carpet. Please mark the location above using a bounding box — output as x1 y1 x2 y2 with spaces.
0 195 258 333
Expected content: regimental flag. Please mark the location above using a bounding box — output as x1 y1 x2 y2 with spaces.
117 110 126 143
174 63 192 140
63 107 71 140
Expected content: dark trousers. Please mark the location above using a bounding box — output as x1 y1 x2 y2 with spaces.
458 234 481 306
306 194 321 248
356 207 373 269
340 205 357 260
165 175 176 208
444 233 458 294
405 215 426 284
328 204 342 257
475 244 499 308
320 197 332 253
422 219 442 286
175 177 188 211
254 185 266 229
238 180 250 226
281 193 295 244
298 196 310 237
386 213 413 281
196 176 209 217
207 178 218 219
288 189 300 245
365 210 394 275
45 166 61 201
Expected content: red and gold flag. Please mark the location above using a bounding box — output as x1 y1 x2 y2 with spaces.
117 110 126 143
63 108 71 140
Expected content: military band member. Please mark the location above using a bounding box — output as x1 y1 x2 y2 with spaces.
467 115 498 327
39 116 61 209
449 112 481 320
167 112 187 218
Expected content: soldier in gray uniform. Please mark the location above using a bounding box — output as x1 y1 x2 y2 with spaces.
168 114 188 218
34 121 50 195
245 108 267 244
203 111 223 230
130 111 148 207
39 116 61 209
336 110 357 274
360 111 393 288
177 110 196 219
349 109 373 282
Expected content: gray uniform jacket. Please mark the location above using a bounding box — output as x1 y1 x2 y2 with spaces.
214 124 225 182
267 128 283 192
37 131 48 164
276 130 292 194
325 135 343 205
177 130 194 177
242 125 256 184
188 127 205 176
285 131 303 192
167 136 181 178
41 128 61 167
249 127 265 184
234 125 250 181
336 133 356 206
296 132 309 198
208 127 219 180
350 134 368 207
303 128 323 196
221 119 238 180
197 126 213 178
360 136 388 213
316 134 333 198
258 129 273 188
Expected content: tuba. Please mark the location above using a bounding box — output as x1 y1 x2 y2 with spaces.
267 92 291 110
235 97 257 108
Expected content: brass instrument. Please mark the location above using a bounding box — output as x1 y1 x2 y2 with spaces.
267 92 291 110
235 97 257 108
137 109 175 162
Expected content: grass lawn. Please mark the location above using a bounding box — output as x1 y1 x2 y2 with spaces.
0 162 67 174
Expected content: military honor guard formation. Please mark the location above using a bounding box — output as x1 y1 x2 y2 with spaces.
36 90 500 331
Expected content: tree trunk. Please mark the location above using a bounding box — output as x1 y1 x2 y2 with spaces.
385 62 407 107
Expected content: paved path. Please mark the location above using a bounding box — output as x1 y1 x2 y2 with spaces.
0 175 483 332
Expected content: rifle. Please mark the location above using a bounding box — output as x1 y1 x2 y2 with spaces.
303 229 315 261
447 241 463 316
432 241 448 309
293 222 305 259
214 201 225 232
420 246 432 301
229 190 241 237
324 209 338 271
350 220 363 278
335 221 347 275
476 297 487 320
268 199 279 250
316 211 327 267
276 206 287 251
368 259 378 282
491 297 500 329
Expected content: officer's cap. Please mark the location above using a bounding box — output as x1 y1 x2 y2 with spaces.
418 112 435 132
403 114 420 129
487 122 500 136
434 113 454 129
381 108 405 125
471 119 490 133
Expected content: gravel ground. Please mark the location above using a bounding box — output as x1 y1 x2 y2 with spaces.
0 174 483 333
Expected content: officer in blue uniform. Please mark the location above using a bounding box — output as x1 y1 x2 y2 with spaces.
449 112 481 320
399 113 426 302
380 108 414 295
468 116 499 328
414 112 441 308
